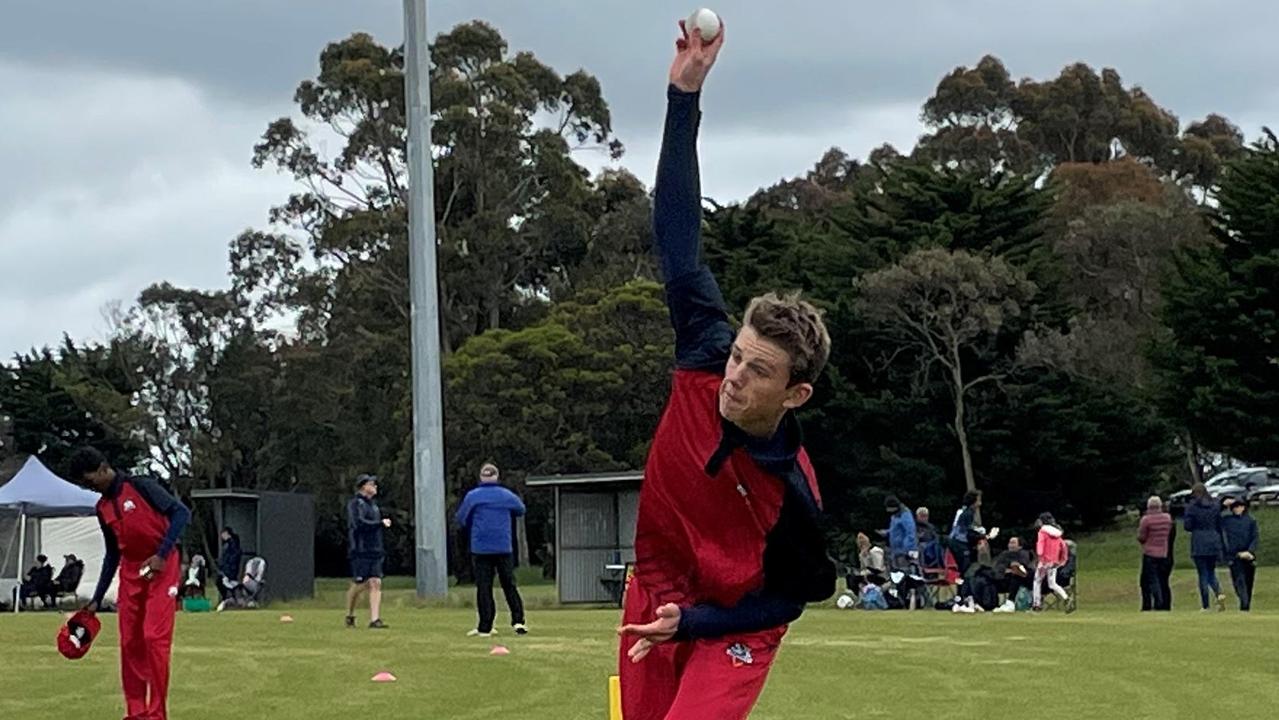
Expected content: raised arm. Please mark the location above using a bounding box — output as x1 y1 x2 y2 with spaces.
655 19 735 371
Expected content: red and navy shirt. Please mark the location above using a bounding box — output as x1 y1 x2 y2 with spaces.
634 86 835 639
90 472 190 605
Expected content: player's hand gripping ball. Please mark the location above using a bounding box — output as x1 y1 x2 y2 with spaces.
686 8 721 41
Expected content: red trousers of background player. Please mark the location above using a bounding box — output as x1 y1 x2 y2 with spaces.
619 577 787 720
116 553 180 720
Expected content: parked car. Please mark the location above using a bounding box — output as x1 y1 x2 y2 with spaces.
1243 468 1279 505
1168 467 1276 514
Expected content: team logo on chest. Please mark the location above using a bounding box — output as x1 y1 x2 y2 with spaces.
123 500 137 512
726 642 754 667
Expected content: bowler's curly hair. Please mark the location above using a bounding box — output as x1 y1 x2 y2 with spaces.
742 291 831 385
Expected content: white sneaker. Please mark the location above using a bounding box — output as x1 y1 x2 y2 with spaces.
994 600 1015 613
513 623 528 635
216 601 226 613
466 629 494 637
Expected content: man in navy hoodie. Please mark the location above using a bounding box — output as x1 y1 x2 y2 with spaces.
456 463 528 637
1222 497 1260 611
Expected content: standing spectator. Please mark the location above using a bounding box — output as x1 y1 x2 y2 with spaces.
1137 496 1173 612
216 527 242 607
948 491 984 575
456 463 528 637
885 496 917 569
345 474 391 630
1160 499 1176 610
1221 497 1259 611
1032 513 1071 611
1183 482 1227 612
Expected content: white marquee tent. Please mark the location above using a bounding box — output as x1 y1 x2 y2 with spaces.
0 456 116 611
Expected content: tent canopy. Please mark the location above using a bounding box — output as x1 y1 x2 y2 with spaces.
0 457 99 517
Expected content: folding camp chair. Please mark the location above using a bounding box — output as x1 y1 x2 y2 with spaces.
1040 541 1078 613
920 547 961 606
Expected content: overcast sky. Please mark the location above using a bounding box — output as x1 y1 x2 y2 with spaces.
3 0 1277 358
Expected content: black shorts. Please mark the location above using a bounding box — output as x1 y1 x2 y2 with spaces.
350 556 384 583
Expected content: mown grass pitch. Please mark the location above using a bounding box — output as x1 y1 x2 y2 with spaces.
4 565 1279 719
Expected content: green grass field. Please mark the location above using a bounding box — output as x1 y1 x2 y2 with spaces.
5 516 1279 719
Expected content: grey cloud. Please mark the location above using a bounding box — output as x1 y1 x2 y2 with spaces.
4 0 1279 358
7 1 1278 143
0 59 294 357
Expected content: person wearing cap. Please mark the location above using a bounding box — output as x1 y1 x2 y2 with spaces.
68 445 191 720
1221 496 1259 611
455 463 528 637
53 553 86 598
346 474 392 629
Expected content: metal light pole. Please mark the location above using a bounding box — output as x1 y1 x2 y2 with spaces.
403 0 448 598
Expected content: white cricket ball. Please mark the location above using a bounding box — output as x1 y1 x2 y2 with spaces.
687 8 722 42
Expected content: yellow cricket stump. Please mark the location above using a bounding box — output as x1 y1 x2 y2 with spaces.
608 675 623 720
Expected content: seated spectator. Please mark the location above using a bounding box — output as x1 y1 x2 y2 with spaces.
954 539 999 613
993 537 1034 611
217 556 267 611
855 576 888 610
183 555 208 598
20 554 56 609
915 507 938 544
855 532 887 584
53 554 85 597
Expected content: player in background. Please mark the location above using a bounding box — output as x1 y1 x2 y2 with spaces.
70 446 191 720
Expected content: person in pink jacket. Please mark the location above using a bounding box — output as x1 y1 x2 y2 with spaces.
1033 512 1070 610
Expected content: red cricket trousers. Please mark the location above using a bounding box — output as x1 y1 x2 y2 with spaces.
116 554 180 720
619 577 786 720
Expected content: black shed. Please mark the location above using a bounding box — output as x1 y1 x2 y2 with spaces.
190 489 315 602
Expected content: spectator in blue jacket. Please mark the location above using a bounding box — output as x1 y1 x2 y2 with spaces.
885 496 917 569
1182 483 1226 612
1222 497 1259 611
456 463 528 637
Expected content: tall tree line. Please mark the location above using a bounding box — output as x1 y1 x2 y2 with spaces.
2 29 1274 573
